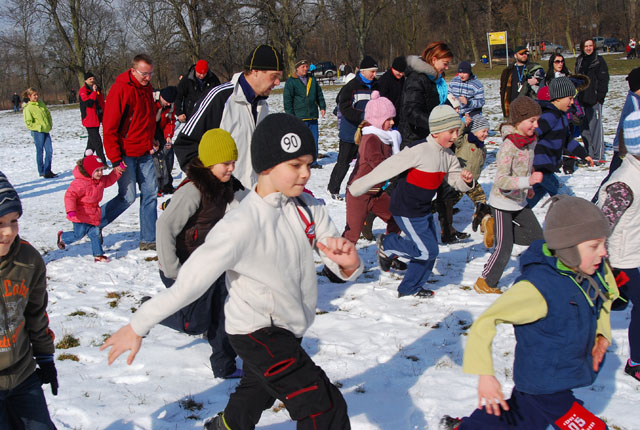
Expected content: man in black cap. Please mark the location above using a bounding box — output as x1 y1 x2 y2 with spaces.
377 55 406 116
499 46 538 118
79 71 106 162
173 44 284 189
327 55 379 200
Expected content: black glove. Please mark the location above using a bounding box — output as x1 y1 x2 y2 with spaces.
35 355 59 396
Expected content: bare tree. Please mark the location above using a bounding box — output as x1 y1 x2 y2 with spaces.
339 0 388 61
1 0 42 89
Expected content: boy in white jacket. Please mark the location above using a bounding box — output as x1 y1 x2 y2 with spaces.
102 113 363 429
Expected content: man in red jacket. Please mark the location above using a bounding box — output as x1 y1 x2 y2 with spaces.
100 54 157 250
79 72 106 162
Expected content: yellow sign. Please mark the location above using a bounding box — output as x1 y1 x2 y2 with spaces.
488 32 507 45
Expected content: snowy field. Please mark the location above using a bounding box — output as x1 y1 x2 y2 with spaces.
0 75 637 430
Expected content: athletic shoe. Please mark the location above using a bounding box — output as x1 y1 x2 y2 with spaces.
482 215 495 248
94 255 111 263
43 171 58 178
321 265 346 283
455 230 470 240
139 242 156 251
624 359 640 382
204 413 228 430
329 192 344 201
474 277 502 294
56 231 65 250
391 259 408 271
399 288 435 298
376 234 393 272
439 415 462 430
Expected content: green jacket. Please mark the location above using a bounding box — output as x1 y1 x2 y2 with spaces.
23 101 53 133
0 236 55 390
454 128 487 181
283 75 326 120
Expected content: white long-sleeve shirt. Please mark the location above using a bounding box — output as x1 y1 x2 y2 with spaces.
131 189 363 338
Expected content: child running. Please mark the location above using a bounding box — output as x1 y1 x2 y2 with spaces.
155 128 243 379
476 97 544 294
441 195 618 430
101 113 363 429
597 111 640 382
349 105 474 298
57 152 124 262
343 91 401 245
0 172 58 429
527 77 594 208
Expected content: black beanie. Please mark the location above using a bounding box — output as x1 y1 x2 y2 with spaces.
251 113 316 173
160 86 178 103
391 56 407 73
0 171 22 218
244 45 284 71
359 55 378 71
627 67 640 92
84 71 95 80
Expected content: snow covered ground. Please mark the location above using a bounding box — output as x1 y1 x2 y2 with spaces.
0 76 637 430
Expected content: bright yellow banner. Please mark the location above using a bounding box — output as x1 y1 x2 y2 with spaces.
488 32 507 45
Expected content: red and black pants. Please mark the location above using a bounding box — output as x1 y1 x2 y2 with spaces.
224 327 350 429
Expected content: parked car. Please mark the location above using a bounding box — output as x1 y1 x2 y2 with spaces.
593 36 605 49
313 61 337 78
492 47 514 58
604 37 624 52
539 40 564 54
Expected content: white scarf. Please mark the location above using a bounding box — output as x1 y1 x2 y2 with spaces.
361 126 402 154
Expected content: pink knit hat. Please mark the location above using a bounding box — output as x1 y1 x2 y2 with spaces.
364 91 396 129
83 155 104 177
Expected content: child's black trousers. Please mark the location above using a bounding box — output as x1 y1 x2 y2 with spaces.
224 326 350 429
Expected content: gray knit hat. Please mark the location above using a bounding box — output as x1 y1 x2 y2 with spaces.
471 115 490 133
429 105 462 134
543 195 609 267
0 171 22 219
548 77 577 101
508 96 542 125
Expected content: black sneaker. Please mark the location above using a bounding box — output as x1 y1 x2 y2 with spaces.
398 288 435 298
43 171 58 178
204 413 227 430
376 234 393 272
454 230 470 240
624 359 640 382
390 259 408 271
439 415 462 430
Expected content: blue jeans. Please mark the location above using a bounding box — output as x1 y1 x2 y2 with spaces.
305 120 319 165
61 222 103 256
13 104 19 113
0 372 56 430
100 154 157 243
527 172 559 208
30 131 53 176
383 214 439 296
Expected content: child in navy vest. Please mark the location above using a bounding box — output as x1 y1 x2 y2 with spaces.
441 195 618 430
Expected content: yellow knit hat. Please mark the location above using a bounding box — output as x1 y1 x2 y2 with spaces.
198 129 238 167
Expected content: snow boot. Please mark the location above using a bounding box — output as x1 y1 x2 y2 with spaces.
94 255 110 263
57 231 65 250
439 415 462 430
481 215 495 248
361 212 376 241
474 277 502 294
472 202 491 232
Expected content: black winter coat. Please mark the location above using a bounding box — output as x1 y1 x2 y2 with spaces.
398 55 441 145
574 53 609 106
377 68 405 115
175 65 221 119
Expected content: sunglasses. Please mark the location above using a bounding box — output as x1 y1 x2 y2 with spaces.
554 60 565 64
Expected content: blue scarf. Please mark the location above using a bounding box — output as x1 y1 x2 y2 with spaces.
468 131 485 149
359 72 373 88
430 75 448 105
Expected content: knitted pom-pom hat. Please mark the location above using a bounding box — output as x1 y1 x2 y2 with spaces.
364 91 396 129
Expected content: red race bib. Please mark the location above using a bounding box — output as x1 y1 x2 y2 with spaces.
554 402 606 430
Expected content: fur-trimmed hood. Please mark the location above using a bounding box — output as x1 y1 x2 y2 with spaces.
570 73 591 92
405 55 438 80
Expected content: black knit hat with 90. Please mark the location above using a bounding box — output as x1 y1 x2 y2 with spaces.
251 113 317 173
244 44 284 71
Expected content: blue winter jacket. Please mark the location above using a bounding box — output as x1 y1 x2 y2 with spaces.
534 100 588 173
512 241 612 395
